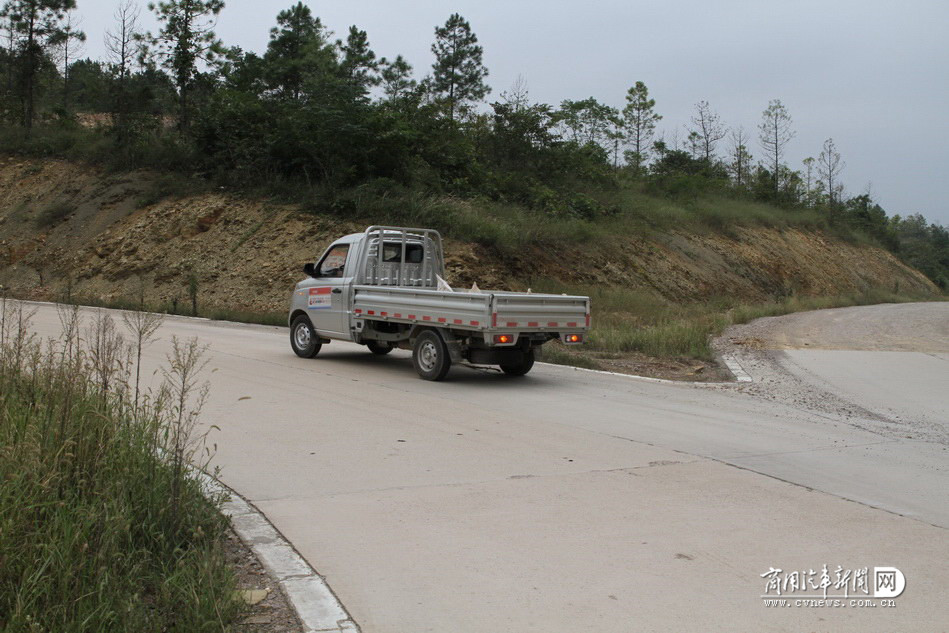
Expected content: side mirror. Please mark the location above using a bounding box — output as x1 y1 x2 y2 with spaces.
303 262 316 277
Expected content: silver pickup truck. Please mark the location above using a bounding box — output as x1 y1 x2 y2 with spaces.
288 226 590 380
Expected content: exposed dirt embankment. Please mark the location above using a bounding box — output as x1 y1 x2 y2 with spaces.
0 158 937 312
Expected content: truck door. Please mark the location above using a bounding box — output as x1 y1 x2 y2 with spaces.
306 242 352 337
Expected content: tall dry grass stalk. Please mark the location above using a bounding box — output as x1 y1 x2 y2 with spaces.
0 299 239 631
122 307 164 413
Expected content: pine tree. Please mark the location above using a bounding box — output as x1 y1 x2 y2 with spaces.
379 54 415 101
431 13 489 121
758 99 795 197
145 0 224 130
263 2 333 101
338 25 378 95
728 127 753 187
621 81 661 170
818 137 844 207
52 8 83 111
690 100 725 162
0 0 76 129
104 0 139 136
802 156 815 205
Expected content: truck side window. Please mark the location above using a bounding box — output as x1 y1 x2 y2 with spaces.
318 244 349 277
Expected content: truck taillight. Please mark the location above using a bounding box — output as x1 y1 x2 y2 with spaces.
494 334 512 344
565 334 582 344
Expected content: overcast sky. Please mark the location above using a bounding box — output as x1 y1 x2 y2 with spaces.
77 0 949 225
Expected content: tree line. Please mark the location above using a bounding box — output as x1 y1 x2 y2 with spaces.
0 0 946 288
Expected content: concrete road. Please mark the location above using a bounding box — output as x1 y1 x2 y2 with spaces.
21 301 949 633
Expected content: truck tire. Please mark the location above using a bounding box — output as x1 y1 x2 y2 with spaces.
290 315 322 358
500 348 535 376
367 341 393 355
412 330 451 381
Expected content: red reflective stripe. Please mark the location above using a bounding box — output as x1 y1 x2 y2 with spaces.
506 322 518 327
528 321 538 327
567 322 577 327
380 311 388 316
453 319 463 324
393 313 402 318
408 314 416 319
423 316 431 321
586 314 591 327
470 321 479 326
367 310 375 315
492 312 497 327
437 317 446 323
354 308 362 314
548 322 558 327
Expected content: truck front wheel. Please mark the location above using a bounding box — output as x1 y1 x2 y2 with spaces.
290 315 322 358
412 330 451 381
500 348 535 376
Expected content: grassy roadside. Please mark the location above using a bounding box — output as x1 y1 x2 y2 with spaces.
50 292 287 328
0 299 242 631
530 283 943 374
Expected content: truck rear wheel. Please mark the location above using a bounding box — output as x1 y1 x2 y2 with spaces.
412 330 451 381
367 341 393 355
500 348 535 376
290 315 322 358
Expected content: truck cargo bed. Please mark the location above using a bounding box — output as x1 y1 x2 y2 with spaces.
351 286 589 333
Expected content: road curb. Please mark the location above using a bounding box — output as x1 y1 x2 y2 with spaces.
196 472 360 633
721 354 754 382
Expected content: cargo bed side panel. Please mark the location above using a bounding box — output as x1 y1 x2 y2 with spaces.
352 287 493 329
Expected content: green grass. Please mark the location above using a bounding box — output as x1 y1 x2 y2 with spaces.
52 292 288 328
301 180 866 259
0 300 241 631
203 306 286 326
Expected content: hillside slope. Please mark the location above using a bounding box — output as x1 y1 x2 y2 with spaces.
0 158 936 315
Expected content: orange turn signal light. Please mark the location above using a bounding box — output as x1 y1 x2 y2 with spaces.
565 334 582 343
494 334 512 344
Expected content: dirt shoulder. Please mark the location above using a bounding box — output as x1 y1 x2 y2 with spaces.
717 301 949 352
712 301 949 444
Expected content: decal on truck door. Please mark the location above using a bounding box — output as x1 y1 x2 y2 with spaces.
307 287 332 309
